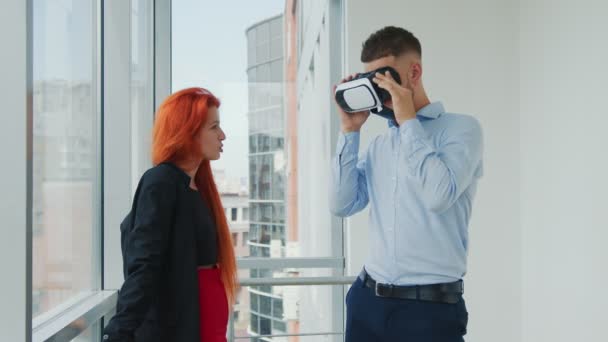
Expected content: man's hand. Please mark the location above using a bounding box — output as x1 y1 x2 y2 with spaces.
333 74 370 133
373 71 416 125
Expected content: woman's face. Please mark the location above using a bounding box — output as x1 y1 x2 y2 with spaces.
195 106 225 161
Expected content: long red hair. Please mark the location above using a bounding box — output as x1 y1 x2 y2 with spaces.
151 87 238 304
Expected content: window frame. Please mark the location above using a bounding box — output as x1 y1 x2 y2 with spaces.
1 0 173 340
1 0 33 341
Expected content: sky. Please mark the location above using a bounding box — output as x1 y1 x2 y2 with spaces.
172 0 285 182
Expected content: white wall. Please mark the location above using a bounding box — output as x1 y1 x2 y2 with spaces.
345 0 608 341
520 1 608 341
344 1 521 341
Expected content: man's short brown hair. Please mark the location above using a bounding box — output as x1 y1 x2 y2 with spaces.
361 26 422 63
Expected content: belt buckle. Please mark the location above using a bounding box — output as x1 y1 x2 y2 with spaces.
375 282 394 297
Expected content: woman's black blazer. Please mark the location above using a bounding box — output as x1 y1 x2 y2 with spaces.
103 163 214 342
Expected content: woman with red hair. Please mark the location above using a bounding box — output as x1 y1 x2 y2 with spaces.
102 87 237 342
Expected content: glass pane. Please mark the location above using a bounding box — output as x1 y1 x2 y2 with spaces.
256 22 270 43
32 0 98 319
270 36 283 60
247 28 256 66
71 320 100 342
172 1 342 341
270 60 283 83
257 44 270 66
259 317 271 335
234 285 346 341
256 63 270 84
270 17 282 38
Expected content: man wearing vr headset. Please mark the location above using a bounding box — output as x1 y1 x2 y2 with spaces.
330 26 483 341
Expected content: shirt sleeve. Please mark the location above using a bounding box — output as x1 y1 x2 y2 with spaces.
398 117 483 212
329 131 370 217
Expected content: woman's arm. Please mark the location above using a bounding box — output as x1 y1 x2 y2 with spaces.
102 179 176 341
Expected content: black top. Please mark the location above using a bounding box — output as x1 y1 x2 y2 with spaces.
187 181 219 266
102 162 219 342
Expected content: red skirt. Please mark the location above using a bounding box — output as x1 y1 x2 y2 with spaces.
197 267 229 342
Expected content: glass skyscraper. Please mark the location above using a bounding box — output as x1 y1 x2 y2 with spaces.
245 14 288 339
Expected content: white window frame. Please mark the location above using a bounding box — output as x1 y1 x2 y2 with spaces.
0 0 172 341
1 0 32 341
104 0 172 293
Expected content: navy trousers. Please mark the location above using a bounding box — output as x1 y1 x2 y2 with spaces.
345 277 468 342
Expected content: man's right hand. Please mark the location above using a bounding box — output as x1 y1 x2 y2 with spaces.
333 74 370 133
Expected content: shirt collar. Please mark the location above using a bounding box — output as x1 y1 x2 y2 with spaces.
388 101 445 127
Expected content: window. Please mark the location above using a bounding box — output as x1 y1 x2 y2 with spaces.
71 322 101 342
32 0 100 319
231 208 238 221
243 232 249 247
12 0 166 339
172 0 343 339
232 233 238 247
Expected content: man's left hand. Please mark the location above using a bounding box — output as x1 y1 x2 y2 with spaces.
373 71 416 125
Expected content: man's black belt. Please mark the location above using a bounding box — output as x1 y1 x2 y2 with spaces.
358 269 464 304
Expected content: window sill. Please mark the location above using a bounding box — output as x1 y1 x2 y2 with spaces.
32 290 117 342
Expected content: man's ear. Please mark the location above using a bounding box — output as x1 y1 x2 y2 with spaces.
410 63 422 86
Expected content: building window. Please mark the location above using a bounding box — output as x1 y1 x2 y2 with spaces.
242 232 249 247
231 208 238 221
232 233 238 247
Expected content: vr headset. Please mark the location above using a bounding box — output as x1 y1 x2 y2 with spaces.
334 66 401 121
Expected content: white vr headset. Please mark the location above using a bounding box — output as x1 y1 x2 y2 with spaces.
334 66 401 120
